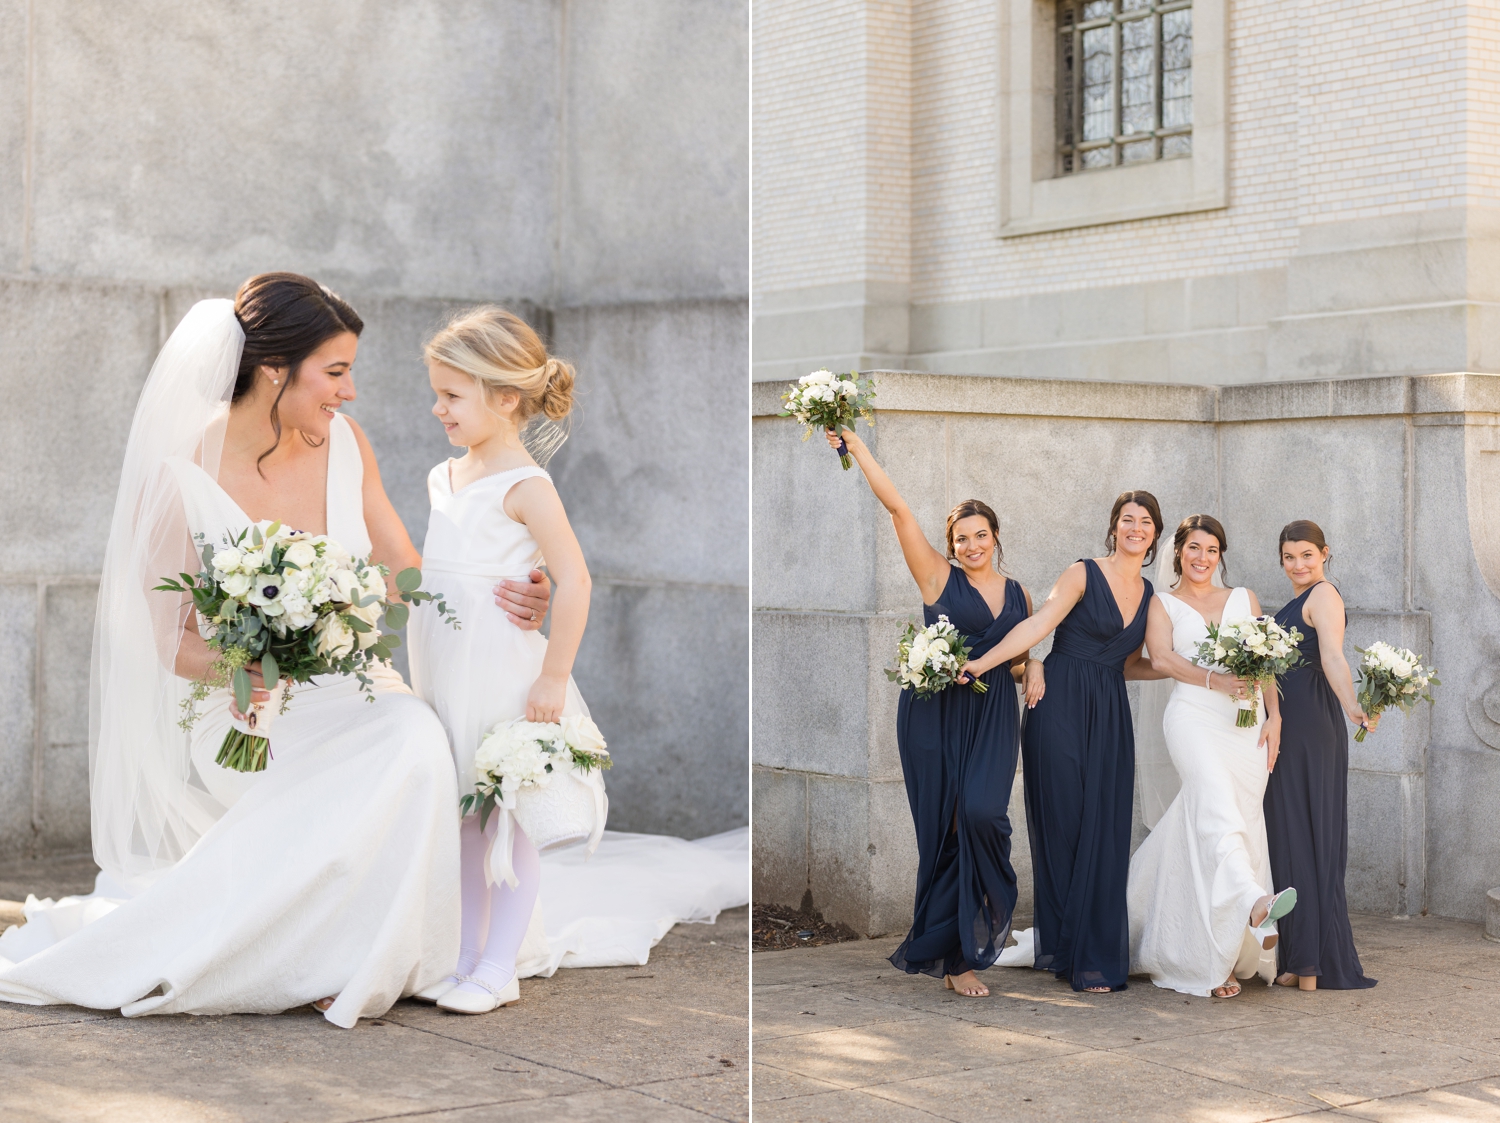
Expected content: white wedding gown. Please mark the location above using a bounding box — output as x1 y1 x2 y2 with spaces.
0 415 461 1028
409 460 748 977
1127 587 1278 996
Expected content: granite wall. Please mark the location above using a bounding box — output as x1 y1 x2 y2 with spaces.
751 371 1500 932
0 0 749 858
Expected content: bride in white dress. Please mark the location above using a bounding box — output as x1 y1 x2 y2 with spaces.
1128 515 1296 999
0 277 555 1027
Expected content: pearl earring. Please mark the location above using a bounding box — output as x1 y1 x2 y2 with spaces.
272 379 279 385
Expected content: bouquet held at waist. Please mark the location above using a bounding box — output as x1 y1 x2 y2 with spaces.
779 369 876 469
157 519 458 772
887 615 988 699
1353 641 1438 742
1194 616 1303 728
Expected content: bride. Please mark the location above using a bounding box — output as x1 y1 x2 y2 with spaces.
1127 515 1296 999
0 275 554 1027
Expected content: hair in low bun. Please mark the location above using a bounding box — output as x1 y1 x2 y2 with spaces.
538 356 576 421
424 306 575 423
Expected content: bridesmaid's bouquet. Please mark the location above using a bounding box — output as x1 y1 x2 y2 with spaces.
1353 642 1439 741
463 717 612 851
1195 617 1303 727
780 369 876 469
886 616 987 699
156 520 458 772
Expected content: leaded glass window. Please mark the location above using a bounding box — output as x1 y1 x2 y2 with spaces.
1056 0 1192 175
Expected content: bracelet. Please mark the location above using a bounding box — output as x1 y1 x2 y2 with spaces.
1205 668 1212 690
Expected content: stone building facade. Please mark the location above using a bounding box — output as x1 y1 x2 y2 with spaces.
0 0 748 861
753 0 1500 931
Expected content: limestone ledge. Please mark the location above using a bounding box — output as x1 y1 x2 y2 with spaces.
752 369 1500 423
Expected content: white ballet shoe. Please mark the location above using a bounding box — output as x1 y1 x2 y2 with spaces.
436 974 520 1014
412 976 460 1004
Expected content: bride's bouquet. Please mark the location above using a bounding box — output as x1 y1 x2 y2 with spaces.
1353 642 1439 742
462 716 612 852
780 369 876 469
886 616 987 699
157 520 458 772
1195 617 1303 727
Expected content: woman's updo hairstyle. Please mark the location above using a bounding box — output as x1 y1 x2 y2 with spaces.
1106 489 1164 566
1172 514 1230 581
1278 519 1332 567
424 306 575 423
232 272 363 470
945 499 1002 566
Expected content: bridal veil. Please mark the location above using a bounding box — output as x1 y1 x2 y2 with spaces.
90 299 243 881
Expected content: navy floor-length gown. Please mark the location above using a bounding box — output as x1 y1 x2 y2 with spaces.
889 567 1029 979
1264 584 1377 989
1022 558 1151 992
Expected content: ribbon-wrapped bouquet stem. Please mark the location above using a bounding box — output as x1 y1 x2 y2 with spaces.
157 519 458 771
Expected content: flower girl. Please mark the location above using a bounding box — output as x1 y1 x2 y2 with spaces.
407 307 593 1014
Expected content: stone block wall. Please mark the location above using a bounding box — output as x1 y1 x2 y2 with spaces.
0 0 748 858
751 370 1500 932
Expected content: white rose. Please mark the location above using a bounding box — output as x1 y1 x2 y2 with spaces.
239 549 265 571
357 627 381 651
1392 659 1412 678
220 572 252 598
928 637 949 654
315 615 356 659
332 569 360 603
283 541 317 568
212 548 244 573
805 369 834 385
563 714 608 756
1213 644 1226 660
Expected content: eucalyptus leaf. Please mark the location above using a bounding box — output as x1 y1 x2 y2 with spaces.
232 667 253 714
383 602 409 631
395 567 423 594
345 615 372 634
261 653 280 689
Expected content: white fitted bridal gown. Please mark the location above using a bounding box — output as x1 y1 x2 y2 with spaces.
409 461 748 976
0 415 461 1028
1127 587 1279 996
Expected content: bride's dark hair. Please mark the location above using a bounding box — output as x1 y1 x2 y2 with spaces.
1172 514 1229 581
232 272 363 471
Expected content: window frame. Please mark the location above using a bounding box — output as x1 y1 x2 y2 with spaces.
998 0 1226 238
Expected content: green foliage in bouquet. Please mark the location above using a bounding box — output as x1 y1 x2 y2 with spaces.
1353 642 1438 742
156 520 459 772
885 615 987 699
1194 616 1303 727
779 369 876 469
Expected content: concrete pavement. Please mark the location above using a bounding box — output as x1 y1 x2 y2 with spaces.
0 856 749 1122
753 912 1500 1122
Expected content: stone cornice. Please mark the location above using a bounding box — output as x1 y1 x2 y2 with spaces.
751 371 1500 423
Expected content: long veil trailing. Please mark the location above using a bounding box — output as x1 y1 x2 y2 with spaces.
89 299 245 882
1135 547 1227 830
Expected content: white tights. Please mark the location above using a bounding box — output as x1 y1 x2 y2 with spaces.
446 813 540 1001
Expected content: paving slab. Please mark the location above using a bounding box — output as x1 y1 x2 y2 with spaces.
752 912 1500 1122
1 893 748 1123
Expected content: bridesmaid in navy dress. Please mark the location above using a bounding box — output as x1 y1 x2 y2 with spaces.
829 427 1039 998
959 492 1162 992
1265 521 1378 991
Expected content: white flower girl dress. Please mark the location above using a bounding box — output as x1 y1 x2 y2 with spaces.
409 460 747 987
